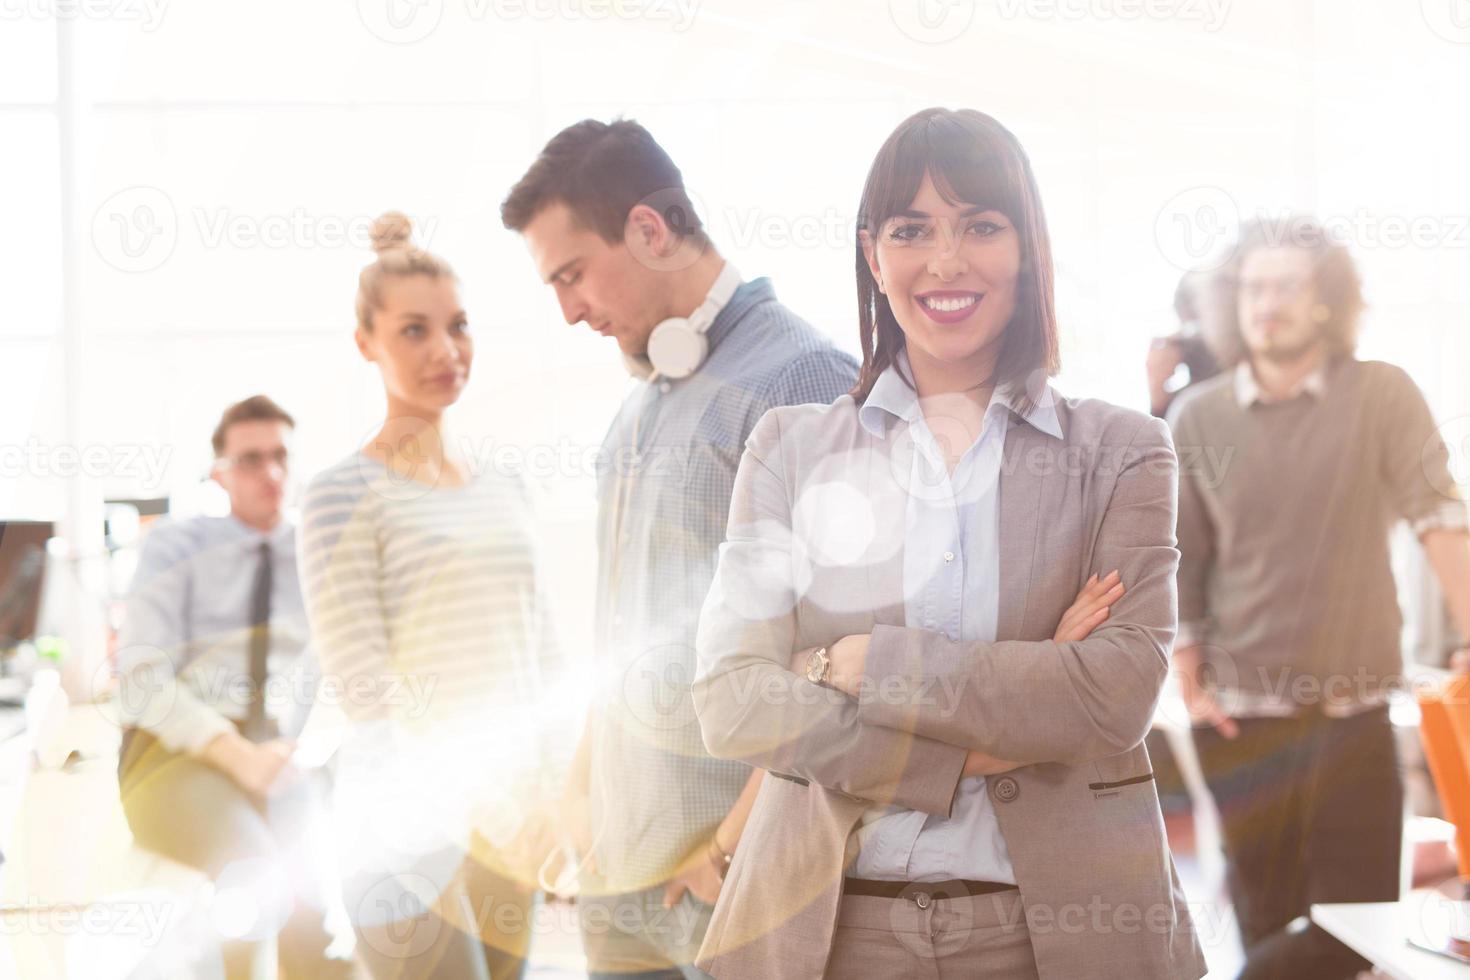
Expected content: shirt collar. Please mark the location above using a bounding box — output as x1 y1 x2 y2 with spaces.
703 276 773 357
1234 359 1328 408
858 349 1063 440
225 513 294 549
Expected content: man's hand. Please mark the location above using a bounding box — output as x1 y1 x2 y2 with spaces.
1174 645 1238 739
661 838 725 908
1452 648 1470 674
1147 337 1184 416
556 712 597 876
202 732 299 797
557 780 597 874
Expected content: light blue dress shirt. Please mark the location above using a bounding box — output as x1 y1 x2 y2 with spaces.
117 515 312 755
850 350 1063 883
590 277 858 891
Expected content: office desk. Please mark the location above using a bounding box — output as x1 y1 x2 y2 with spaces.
1312 888 1470 980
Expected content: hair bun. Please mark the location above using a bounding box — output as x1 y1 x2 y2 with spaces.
369 211 414 255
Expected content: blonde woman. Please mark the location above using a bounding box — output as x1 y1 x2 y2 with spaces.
300 213 562 979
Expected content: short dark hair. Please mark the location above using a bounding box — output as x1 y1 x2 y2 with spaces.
852 107 1060 412
1222 215 1365 356
211 395 295 457
500 118 705 245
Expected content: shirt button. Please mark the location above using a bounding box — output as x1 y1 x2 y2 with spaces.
994 776 1019 803
943 551 955 563
659 381 672 394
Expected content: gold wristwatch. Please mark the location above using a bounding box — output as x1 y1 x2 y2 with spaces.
804 646 831 685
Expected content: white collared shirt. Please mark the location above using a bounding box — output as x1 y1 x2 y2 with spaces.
1233 359 1327 408
849 350 1063 883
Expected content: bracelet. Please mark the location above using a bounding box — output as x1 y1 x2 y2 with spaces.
707 835 733 880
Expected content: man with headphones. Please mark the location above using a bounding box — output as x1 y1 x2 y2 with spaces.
503 119 857 979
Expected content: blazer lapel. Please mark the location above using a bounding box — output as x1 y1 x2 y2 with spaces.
996 413 1048 642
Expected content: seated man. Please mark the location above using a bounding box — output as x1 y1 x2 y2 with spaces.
116 395 349 980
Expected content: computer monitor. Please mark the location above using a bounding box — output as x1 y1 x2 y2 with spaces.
0 521 54 652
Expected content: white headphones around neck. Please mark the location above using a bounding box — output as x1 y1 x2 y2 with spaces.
624 262 743 381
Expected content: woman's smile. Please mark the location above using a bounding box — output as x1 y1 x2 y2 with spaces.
916 289 985 324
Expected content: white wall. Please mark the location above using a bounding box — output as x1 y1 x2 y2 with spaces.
4 0 1468 661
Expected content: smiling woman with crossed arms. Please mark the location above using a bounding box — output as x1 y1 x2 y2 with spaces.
690 108 1206 980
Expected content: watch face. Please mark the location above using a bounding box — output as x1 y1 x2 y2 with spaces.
806 650 825 683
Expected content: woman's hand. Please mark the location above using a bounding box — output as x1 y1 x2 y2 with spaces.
960 571 1125 777
790 573 1124 778
962 749 1020 778
1147 337 1183 416
1054 570 1124 643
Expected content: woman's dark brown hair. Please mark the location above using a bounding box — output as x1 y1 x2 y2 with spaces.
853 107 1060 412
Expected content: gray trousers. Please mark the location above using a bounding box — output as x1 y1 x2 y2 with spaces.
578 883 715 979
822 889 1041 980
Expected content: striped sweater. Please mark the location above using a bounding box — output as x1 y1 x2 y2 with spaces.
299 451 564 851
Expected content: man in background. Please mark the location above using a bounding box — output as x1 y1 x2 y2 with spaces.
117 395 348 980
1170 217 1470 979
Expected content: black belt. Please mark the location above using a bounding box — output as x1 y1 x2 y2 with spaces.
843 878 1017 902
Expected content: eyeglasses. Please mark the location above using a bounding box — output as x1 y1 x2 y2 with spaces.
1235 277 1312 301
216 447 289 473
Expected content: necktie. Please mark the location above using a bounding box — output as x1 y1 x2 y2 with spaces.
244 540 273 742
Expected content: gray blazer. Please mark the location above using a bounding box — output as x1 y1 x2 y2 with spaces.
692 389 1207 980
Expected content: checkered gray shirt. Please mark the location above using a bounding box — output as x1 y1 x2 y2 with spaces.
590 277 857 892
